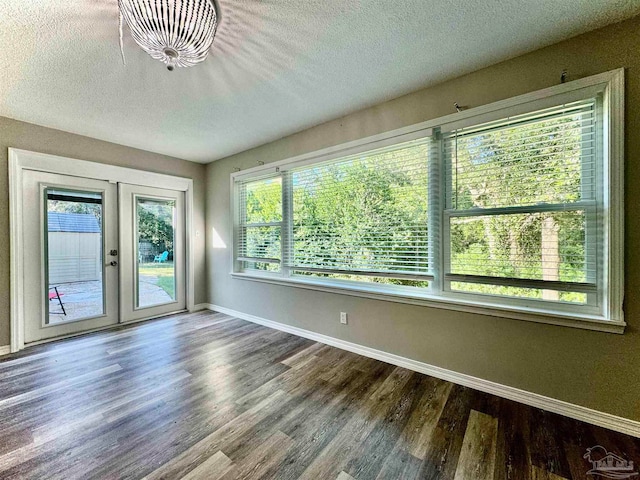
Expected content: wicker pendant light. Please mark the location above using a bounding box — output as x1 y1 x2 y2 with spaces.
118 0 219 71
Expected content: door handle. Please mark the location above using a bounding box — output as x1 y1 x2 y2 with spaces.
107 261 118 267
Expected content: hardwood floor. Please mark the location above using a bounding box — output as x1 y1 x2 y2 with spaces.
0 310 637 479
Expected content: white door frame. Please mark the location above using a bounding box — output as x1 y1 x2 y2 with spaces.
9 148 196 353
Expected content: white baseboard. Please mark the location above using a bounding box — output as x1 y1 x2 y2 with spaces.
191 303 212 312
207 304 640 438
0 345 10 356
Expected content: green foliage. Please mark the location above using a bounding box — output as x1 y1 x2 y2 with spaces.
292 145 429 283
48 199 102 224
245 178 282 224
240 179 283 264
245 226 281 260
449 107 592 302
137 200 175 257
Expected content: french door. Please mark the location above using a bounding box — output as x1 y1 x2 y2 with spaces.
22 171 119 343
119 184 186 323
22 171 186 344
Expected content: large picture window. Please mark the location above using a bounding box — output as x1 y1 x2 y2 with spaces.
289 139 431 287
231 70 624 331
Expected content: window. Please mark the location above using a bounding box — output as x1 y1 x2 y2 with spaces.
289 139 432 287
443 99 598 305
235 176 283 272
231 70 624 330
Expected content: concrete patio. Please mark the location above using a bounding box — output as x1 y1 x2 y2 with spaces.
49 276 172 325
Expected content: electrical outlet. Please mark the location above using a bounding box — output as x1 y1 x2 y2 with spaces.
340 312 348 325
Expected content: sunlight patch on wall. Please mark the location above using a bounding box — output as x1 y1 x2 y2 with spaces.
212 227 227 249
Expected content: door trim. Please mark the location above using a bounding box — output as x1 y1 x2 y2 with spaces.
9 148 196 352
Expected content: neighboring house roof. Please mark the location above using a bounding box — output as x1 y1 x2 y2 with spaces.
47 212 101 233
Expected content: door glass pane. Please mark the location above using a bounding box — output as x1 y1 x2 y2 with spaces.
45 189 104 324
136 197 176 308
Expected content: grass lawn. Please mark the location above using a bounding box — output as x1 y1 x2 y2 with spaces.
138 262 175 298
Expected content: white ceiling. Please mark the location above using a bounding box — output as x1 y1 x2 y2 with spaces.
1 1 639 163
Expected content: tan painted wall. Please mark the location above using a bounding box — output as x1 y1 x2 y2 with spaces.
0 117 208 346
206 16 640 421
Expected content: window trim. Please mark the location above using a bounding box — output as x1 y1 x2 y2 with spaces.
229 68 625 333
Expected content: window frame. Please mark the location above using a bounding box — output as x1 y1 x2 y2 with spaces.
439 96 602 316
229 69 625 333
235 174 284 271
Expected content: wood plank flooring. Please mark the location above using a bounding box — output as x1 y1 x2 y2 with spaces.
0 310 637 479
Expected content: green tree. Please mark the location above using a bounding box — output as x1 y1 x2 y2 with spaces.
291 145 429 286
48 199 102 224
137 201 175 258
449 107 590 301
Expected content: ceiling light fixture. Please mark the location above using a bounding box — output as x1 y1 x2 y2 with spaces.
118 0 220 71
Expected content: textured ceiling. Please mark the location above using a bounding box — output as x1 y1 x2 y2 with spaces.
1 1 640 163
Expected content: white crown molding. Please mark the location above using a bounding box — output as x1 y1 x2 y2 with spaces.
206 303 640 438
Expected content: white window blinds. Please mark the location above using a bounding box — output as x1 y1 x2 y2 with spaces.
236 175 283 271
286 138 434 284
442 98 600 303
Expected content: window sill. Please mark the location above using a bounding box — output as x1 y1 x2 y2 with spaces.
230 272 626 334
